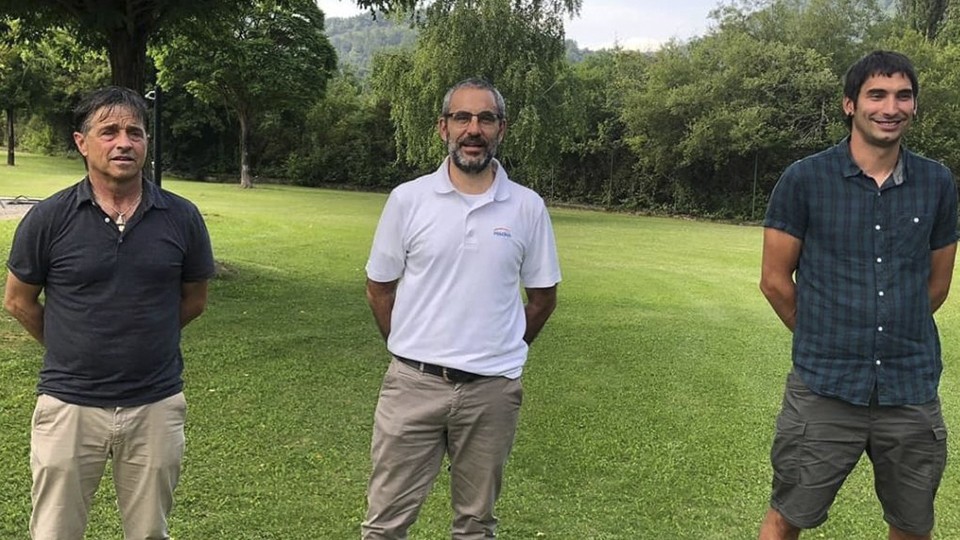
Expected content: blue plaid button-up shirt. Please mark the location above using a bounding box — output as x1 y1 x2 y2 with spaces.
764 138 958 406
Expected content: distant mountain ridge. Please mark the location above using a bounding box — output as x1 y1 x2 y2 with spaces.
324 12 417 77
324 11 596 76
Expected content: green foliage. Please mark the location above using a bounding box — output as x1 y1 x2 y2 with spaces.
0 0 251 91
284 72 417 188
0 20 44 112
14 0 960 218
898 0 951 39
0 21 109 156
370 0 574 192
325 11 418 78
154 0 337 186
607 0 903 218
711 0 892 74
157 89 235 179
621 29 839 217
883 31 960 173
554 50 644 206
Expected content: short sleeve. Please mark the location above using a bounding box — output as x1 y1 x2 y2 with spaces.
930 170 959 251
181 204 216 282
6 205 51 285
366 190 407 283
520 201 561 288
763 162 808 241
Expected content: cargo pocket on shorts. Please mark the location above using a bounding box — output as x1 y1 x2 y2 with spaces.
919 424 949 484
771 414 805 485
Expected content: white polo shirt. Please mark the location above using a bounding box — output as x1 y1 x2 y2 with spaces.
366 158 561 378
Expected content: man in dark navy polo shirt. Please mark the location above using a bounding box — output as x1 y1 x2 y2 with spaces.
3 86 215 539
758 51 958 540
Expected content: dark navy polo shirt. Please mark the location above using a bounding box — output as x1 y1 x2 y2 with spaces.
765 138 958 406
7 177 215 407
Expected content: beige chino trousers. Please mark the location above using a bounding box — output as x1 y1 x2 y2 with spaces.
29 392 186 540
362 358 523 540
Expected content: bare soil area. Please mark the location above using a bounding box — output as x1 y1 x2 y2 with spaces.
0 199 38 220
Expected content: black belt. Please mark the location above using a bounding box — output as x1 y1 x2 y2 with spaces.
393 355 486 383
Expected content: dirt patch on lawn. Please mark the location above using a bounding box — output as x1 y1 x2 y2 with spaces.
0 198 39 220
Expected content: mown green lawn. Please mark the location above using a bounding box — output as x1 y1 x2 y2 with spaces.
2 153 960 539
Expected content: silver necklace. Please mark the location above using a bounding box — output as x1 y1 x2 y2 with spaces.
97 192 142 232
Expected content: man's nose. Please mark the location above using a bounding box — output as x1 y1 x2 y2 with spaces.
881 96 901 115
465 115 483 133
115 131 133 148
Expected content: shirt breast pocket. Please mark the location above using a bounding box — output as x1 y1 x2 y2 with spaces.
896 213 932 259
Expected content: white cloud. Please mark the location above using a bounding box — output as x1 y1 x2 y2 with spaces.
566 0 715 51
317 0 367 19
316 0 718 52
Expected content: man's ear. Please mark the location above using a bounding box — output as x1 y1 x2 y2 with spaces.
437 116 448 142
842 97 855 117
73 131 88 156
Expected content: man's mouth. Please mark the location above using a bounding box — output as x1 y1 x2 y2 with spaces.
873 118 904 128
459 138 487 155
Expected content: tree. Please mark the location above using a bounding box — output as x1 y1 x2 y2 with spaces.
154 0 337 187
711 0 890 75
0 0 247 92
555 50 645 206
609 0 900 218
898 0 951 39
285 71 415 188
621 31 838 217
370 0 581 194
885 30 960 172
0 19 55 165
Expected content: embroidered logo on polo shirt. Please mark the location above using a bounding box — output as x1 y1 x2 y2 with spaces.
493 227 512 238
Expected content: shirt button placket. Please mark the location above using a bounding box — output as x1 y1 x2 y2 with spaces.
874 189 886 362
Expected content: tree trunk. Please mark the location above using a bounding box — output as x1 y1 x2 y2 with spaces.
6 107 13 167
107 27 149 93
238 110 253 189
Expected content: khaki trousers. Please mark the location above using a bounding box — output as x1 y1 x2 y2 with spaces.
29 392 187 540
362 358 523 540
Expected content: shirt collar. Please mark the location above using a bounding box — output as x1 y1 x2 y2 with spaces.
433 157 510 201
839 136 907 185
75 176 168 210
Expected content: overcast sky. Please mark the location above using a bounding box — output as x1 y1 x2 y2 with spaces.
315 0 722 51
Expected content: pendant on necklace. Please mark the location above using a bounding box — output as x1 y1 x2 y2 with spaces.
116 214 126 232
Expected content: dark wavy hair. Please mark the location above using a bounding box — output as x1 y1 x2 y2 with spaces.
74 86 149 134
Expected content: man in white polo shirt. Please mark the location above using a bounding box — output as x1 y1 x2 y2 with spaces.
361 78 561 539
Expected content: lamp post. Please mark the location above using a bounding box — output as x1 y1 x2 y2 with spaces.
144 87 162 188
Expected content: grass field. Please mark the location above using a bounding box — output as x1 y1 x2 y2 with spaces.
2 153 960 539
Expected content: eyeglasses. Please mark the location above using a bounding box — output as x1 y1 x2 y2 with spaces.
443 111 502 128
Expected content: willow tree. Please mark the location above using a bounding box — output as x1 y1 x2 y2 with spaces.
369 0 580 195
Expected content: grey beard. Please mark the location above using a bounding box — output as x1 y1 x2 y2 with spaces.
451 149 494 174
447 135 499 174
